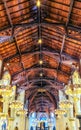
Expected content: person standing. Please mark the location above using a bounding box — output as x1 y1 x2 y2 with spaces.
2 121 6 130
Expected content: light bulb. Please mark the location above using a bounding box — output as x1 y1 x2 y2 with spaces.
40 73 42 76
39 60 43 65
37 0 41 7
38 39 42 44
7 63 9 66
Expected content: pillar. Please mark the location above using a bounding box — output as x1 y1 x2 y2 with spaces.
74 95 81 115
3 97 9 113
76 115 81 130
19 114 26 130
10 107 15 118
8 118 14 130
69 118 77 130
26 115 29 130
56 115 66 130
59 90 66 102
17 89 25 104
68 96 73 118
12 86 16 101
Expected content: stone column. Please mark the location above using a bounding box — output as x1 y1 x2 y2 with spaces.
59 90 66 102
68 96 73 118
9 101 23 118
12 85 16 101
66 107 77 130
10 107 15 118
8 118 14 130
3 97 9 113
56 115 66 130
19 114 26 130
73 95 80 115
2 87 13 114
26 116 29 130
69 118 77 130
76 115 81 130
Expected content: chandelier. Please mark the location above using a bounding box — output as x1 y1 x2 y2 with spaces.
72 69 81 85
65 69 81 103
0 86 12 97
9 101 23 109
16 109 27 115
59 100 73 109
8 117 14 121
55 109 66 115
65 84 81 96
0 113 8 119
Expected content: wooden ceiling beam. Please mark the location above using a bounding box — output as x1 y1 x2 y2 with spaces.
0 20 81 34
29 91 38 105
29 102 50 108
29 77 63 85
22 78 63 89
20 83 62 94
2 0 21 58
47 0 70 6
4 49 77 64
0 22 64 32
45 91 56 105
12 67 70 85
43 44 79 61
2 0 27 81
33 100 50 105
42 31 81 45
42 21 81 33
29 98 53 105
30 103 50 107
66 0 75 27
23 67 70 78
56 35 66 78
68 24 81 32
2 0 13 27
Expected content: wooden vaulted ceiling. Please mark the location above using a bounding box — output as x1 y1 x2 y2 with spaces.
0 0 81 113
